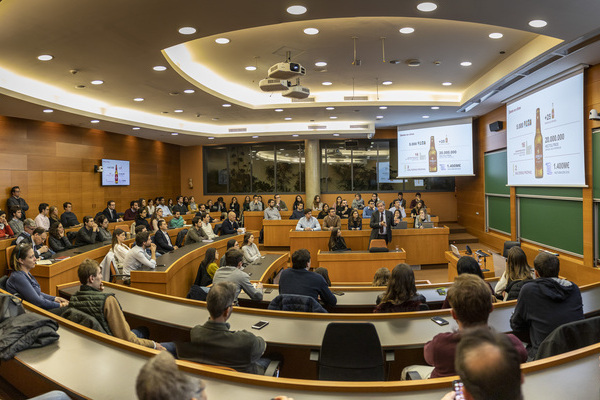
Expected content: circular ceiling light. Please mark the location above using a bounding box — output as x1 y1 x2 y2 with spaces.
326 107 335 111
178 27 196 35
422 115 430 118
285 117 293 120
245 66 257 71
399 27 415 34
274 108 284 112
322 81 332 86
208 137 215 140
460 61 472 66
212 118 219 121
431 106 440 110
376 115 384 119
287 5 307 15
303 28 319 35
37 54 53 61
133 97 144 102
222 104 231 107
90 120 100 124
171 132 179 136
442 82 452 86
489 32 503 39
183 89 195 94
174 109 184 113
379 106 388 110
315 61 327 67
215 38 230 44
382 81 393 85
417 2 437 12
333 133 340 137
529 19 547 28
292 134 299 137
252 135 259 139
91 80 104 85
43 109 53 113
153 65 167 71
132 127 140 130
330 116 338 119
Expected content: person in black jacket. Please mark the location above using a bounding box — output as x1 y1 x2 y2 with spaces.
370 201 393 244
102 200 122 223
48 223 73 253
74 216 98 247
154 219 177 254
172 195 188 215
328 227 350 251
135 208 151 231
221 212 240 235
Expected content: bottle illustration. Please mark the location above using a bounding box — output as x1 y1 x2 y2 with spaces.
535 108 543 179
115 166 119 184
429 136 437 173
551 103 554 119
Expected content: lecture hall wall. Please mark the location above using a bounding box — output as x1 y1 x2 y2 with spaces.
0 116 181 219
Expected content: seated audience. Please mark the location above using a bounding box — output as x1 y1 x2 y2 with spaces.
32 227 54 259
374 264 426 312
411 200 425 218
168 210 184 229
69 259 167 350
219 239 240 267
229 196 241 219
183 196 189 210
48 205 60 227
312 195 323 211
213 248 263 301
34 203 50 231
249 195 263 211
510 252 584 359
322 207 341 231
409 192 425 209
135 207 151 231
150 207 164 233
295 208 321 231
348 209 362 230
337 199 350 219
274 194 287 211
95 214 112 242
0 210 14 238
441 256 496 308
241 232 261 264
156 197 172 217
328 227 350 251
74 216 98 247
362 199 376 219
278 249 336 307
213 196 228 219
111 228 130 271
7 243 68 309
314 267 331 286
15 218 36 246
123 200 140 221
495 246 534 301
185 216 206 245
188 282 269 374
221 211 241 235
194 247 219 287
188 196 198 212
391 209 404 229
48 223 73 253
242 195 252 212
200 212 217 240
102 200 122 223
406 274 527 380
6 186 29 220
372 267 391 286
167 198 175 213
289 202 305 220
292 195 304 211
317 203 329 219
154 219 177 253
264 199 281 220
351 193 364 210
8 206 24 235
60 202 81 228
397 192 407 209
123 232 157 275
389 199 407 218
172 196 188 215
146 198 155 216
414 208 431 229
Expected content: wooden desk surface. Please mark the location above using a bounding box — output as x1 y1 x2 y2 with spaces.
317 250 407 282
445 249 495 281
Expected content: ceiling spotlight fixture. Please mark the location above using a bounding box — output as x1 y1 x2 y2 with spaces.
330 116 338 119
37 54 53 61
215 37 230 44
489 32 503 39
417 2 438 12
222 104 232 108
326 107 335 111
379 106 388 110
529 19 547 28
422 115 430 118
91 80 104 85
442 82 452 86
252 135 259 139
171 132 179 136
389 60 402 64
303 28 319 35
406 59 421 67
382 81 393 85
133 97 144 102
431 106 440 110
153 65 167 71
178 27 197 35
322 81 332 86
90 120 100 124
132 127 140 130
274 108 284 112
460 61 472 66
174 109 184 113
208 137 215 140
315 61 327 67
286 5 307 15
183 89 195 94
292 134 299 137
376 115 384 119
285 117 292 120
212 117 219 121
43 109 53 113
399 27 415 34
245 66 257 71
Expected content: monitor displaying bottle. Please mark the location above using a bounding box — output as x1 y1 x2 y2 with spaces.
101 159 130 186
506 72 584 187
396 119 474 178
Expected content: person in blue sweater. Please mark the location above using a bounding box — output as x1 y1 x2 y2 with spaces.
6 243 69 309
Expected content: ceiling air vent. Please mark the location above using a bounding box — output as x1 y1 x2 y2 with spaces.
228 128 247 133
291 97 315 102
349 124 370 129
308 125 327 130
344 95 369 101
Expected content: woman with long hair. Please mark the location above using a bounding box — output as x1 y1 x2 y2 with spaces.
317 203 330 219
111 228 130 270
293 195 304 211
374 264 426 312
372 267 391 286
312 195 323 211
328 227 349 251
48 222 72 252
229 196 241 219
95 214 112 242
348 209 362 230
150 207 164 233
414 207 431 229
146 198 155 216
241 232 261 264
194 247 219 287
48 205 60 226
495 247 534 301
242 195 252 212
188 196 199 212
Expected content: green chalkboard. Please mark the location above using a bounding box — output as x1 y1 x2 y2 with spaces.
593 129 600 199
519 197 583 255
488 196 511 234
516 186 582 198
484 151 509 195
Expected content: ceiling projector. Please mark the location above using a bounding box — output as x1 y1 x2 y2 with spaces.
259 78 290 92
282 85 310 99
268 62 306 79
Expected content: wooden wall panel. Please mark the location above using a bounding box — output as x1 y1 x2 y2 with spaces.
0 116 181 221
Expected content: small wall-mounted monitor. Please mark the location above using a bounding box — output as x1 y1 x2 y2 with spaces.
102 159 130 186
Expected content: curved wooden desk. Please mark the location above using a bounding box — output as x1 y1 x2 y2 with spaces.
317 250 406 282
245 210 293 232
445 249 496 280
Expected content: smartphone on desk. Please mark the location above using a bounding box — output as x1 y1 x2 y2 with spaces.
252 320 269 330
332 291 345 296
264 288 273 294
431 316 449 326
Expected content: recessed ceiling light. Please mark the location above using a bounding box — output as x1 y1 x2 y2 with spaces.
417 2 437 12
287 5 307 15
90 120 100 124
431 106 440 110
376 115 384 119
382 81 393 85
183 89 195 94
212 118 219 121
315 61 327 67
330 116 338 119
37 54 53 61
161 111 169 114
422 115 430 118
208 137 215 140
178 27 197 35
75 85 86 89
460 61 472 66
153 65 167 71
174 109 184 113
326 107 335 110
292 134 299 137
333 133 340 137
133 97 144 102
285 117 292 120
215 38 230 44
171 132 179 136
529 20 547 28
399 27 415 34
304 28 319 35
252 135 259 138
222 104 231 107
245 66 257 71
132 127 140 130
43 109 53 113
322 81 332 86
379 106 388 110
489 32 503 39
91 80 104 85
274 108 284 112
442 82 452 86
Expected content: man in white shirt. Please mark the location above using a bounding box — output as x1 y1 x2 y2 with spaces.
123 231 157 275
389 199 407 218
34 203 50 231
295 209 322 231
156 197 172 217
201 212 217 240
263 199 281 220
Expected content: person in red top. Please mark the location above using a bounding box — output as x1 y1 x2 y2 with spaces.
0 210 14 238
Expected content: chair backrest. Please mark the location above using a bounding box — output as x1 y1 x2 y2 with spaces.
99 250 115 282
5 245 16 272
319 322 385 381
114 224 129 233
534 316 600 360
503 240 521 258
369 239 387 249
129 221 137 235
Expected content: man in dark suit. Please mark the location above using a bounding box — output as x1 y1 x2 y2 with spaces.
6 186 29 221
102 200 122 223
154 219 177 254
221 211 240 235
370 201 393 244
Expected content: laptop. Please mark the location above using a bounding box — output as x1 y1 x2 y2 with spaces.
422 222 434 229
393 221 408 229
451 244 461 258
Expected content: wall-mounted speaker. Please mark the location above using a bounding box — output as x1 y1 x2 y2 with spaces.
489 121 504 132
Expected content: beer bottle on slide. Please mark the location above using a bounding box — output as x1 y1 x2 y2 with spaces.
429 136 437 172
535 108 543 178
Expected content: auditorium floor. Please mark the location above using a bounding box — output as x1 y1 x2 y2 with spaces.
0 376 25 400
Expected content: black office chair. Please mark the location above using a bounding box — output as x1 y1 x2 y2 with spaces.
315 322 387 381
534 316 600 360
503 241 521 258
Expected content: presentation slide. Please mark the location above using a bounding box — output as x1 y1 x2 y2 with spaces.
506 73 584 186
102 159 130 186
397 121 474 178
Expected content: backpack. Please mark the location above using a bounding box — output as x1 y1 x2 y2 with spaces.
0 293 26 323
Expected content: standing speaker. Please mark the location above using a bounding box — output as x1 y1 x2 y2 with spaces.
489 121 504 132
